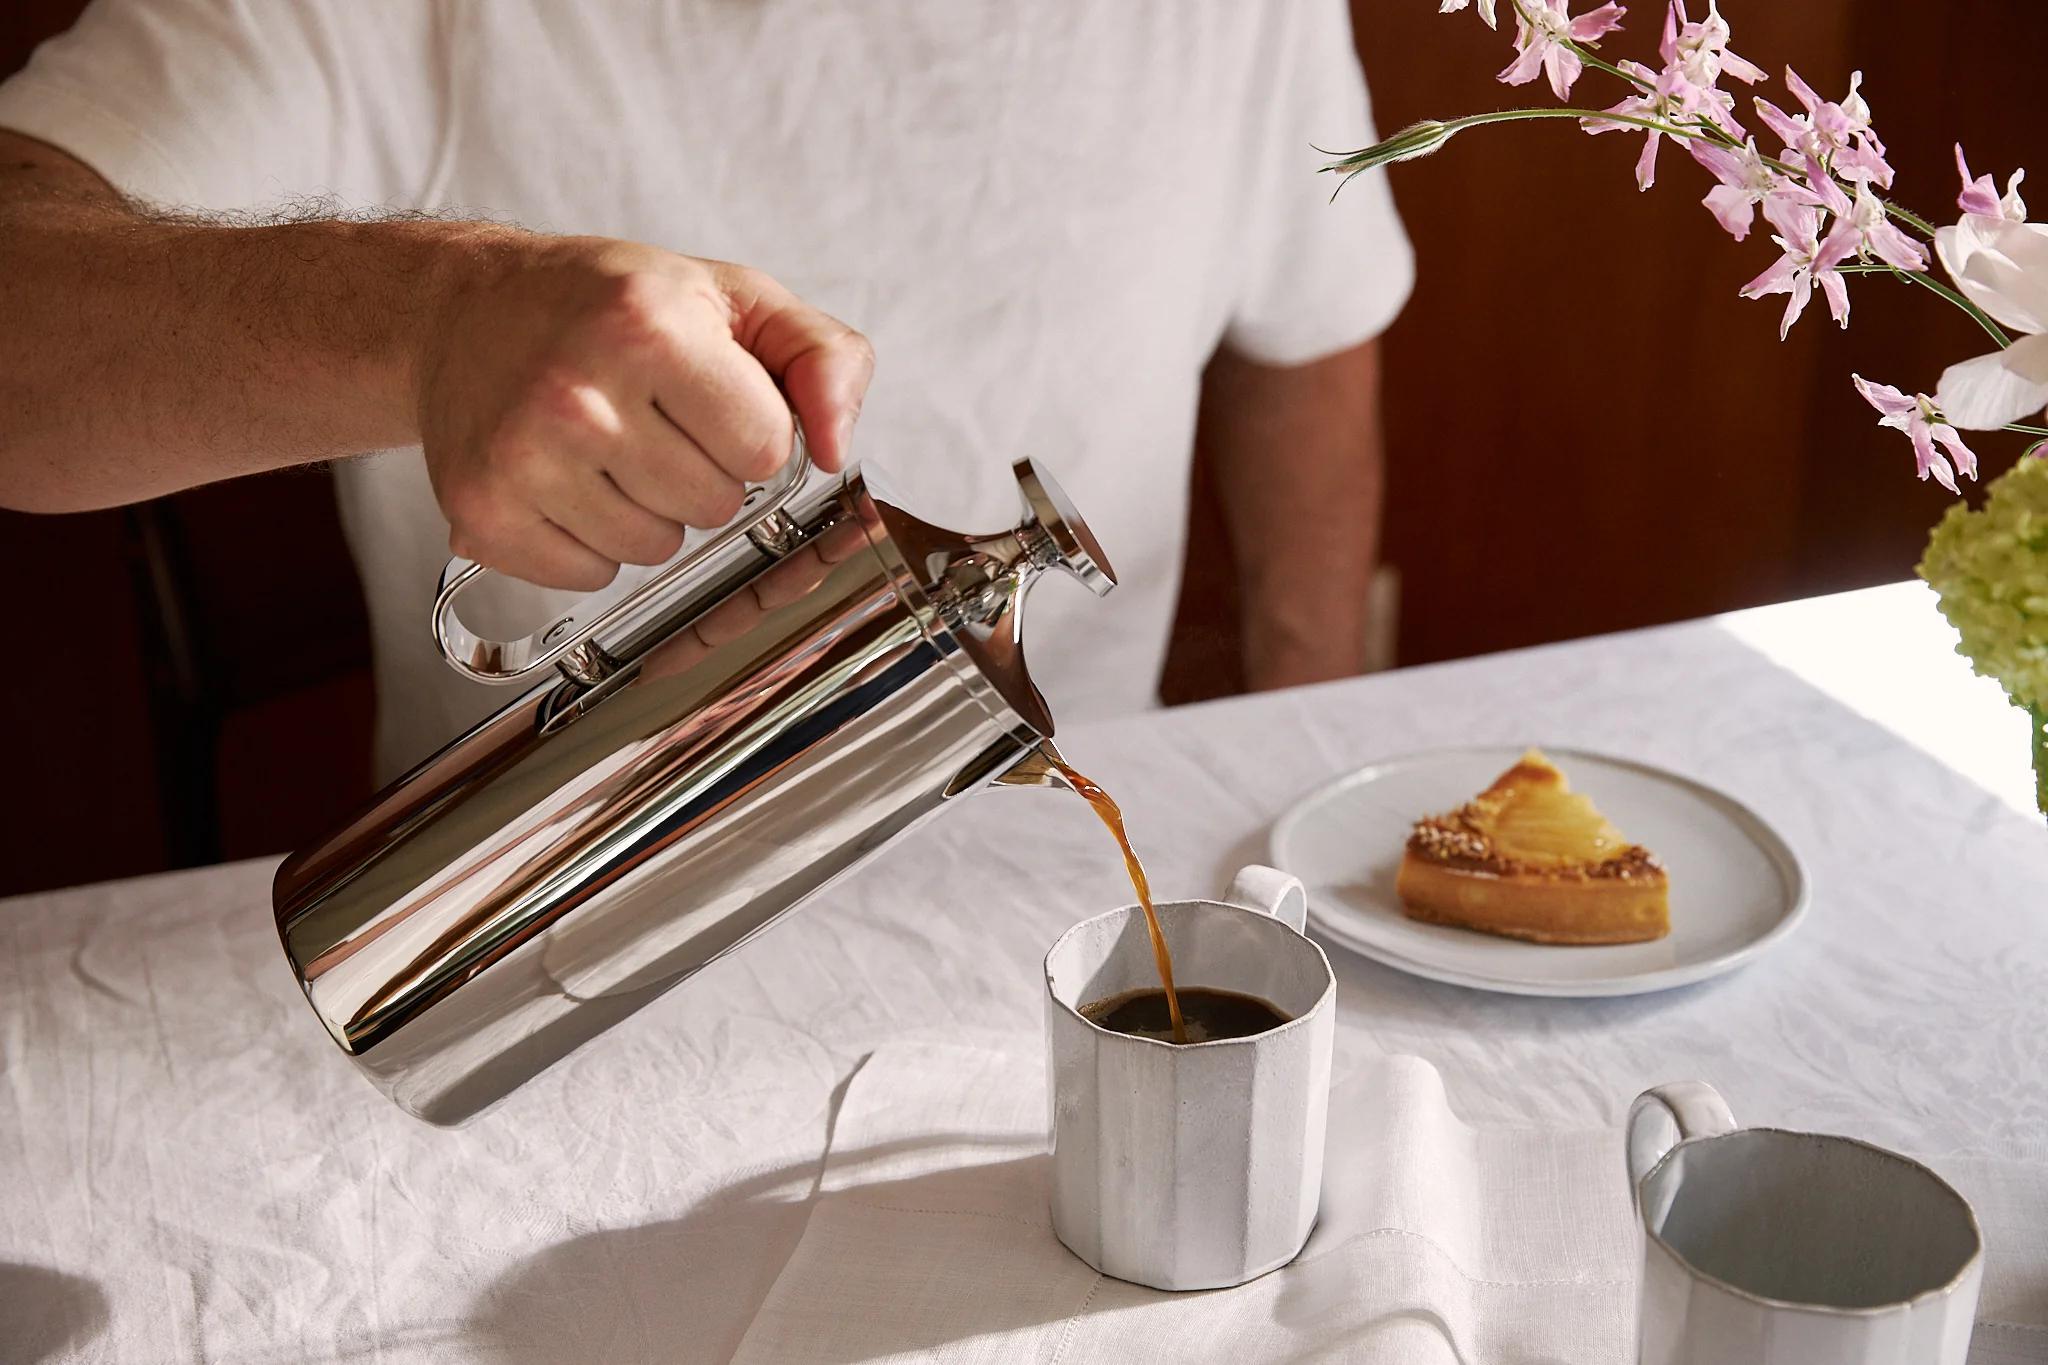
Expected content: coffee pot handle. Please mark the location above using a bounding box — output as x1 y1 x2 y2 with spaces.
431 432 812 685
1224 865 1308 934
1626 1081 1738 1208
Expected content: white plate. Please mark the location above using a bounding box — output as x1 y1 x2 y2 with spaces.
1268 746 1809 997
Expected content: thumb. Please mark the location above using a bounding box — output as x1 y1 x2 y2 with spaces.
713 263 874 473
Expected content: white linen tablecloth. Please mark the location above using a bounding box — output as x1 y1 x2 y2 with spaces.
3 582 2046 1363
731 1041 1640 1364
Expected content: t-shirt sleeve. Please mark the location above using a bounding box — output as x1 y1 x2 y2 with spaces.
0 0 418 212
1223 0 1416 366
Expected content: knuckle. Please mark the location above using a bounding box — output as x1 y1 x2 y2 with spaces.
526 367 611 435
440 478 499 539
719 262 772 300
487 436 552 492
841 327 876 370
456 533 519 577
737 429 789 483
729 404 795 482
597 271 674 348
694 482 745 528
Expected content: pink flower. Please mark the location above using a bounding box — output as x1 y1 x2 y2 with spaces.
1811 174 1929 273
1741 204 1849 339
1687 137 1822 241
1663 0 1765 91
1582 0 1761 193
1954 144 2027 224
1499 0 1627 100
1583 60 1697 190
1439 0 1501 28
1755 69 1894 188
1851 376 1978 493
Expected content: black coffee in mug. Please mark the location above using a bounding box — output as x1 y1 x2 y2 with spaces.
1080 987 1290 1043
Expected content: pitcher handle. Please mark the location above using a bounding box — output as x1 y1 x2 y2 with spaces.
1626 1081 1738 1210
432 431 812 685
1224 865 1308 934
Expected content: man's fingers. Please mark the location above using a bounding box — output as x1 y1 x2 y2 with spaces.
709 263 874 473
452 512 620 594
527 463 688 568
643 327 797 485
777 326 873 475
611 406 748 528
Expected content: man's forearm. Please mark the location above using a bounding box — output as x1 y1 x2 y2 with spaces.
0 129 876 591
0 130 483 511
1196 338 1385 691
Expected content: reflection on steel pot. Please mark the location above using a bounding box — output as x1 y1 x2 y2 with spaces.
273 441 1115 1124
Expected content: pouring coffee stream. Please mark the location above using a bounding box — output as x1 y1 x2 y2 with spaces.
1044 749 1188 1044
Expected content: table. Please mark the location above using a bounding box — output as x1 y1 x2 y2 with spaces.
5 582 2046 1363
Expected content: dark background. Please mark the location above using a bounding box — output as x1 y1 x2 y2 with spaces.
3 0 2040 895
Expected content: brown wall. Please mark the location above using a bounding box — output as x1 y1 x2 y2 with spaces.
1170 0 2044 693
1371 0 2042 661
4 0 2040 891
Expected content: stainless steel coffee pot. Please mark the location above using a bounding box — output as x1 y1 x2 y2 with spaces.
272 445 1114 1124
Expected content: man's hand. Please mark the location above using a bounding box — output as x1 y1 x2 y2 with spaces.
0 129 873 591
419 237 873 590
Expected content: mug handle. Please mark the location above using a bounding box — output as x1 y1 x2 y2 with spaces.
1626 1082 1738 1210
1224 865 1308 934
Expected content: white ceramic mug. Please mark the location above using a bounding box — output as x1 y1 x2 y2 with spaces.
1627 1081 1984 1364
1044 864 1335 1292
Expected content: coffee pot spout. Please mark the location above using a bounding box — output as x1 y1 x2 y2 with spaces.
991 739 1078 792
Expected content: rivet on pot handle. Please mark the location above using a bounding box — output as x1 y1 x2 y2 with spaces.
431 432 812 685
1626 1081 1738 1210
1225 865 1308 934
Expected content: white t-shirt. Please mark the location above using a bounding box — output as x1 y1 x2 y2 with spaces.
0 0 1412 782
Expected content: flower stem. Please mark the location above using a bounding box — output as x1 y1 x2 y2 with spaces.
1323 107 1706 181
1577 48 1648 88
1450 107 1701 137
1885 202 1941 237
1836 263 2013 349
1890 269 2009 346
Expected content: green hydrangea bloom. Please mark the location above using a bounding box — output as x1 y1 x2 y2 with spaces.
1917 454 2048 815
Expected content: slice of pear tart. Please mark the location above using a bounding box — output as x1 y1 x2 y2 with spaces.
1395 750 1670 945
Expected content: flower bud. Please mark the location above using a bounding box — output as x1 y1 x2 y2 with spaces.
1325 120 1455 176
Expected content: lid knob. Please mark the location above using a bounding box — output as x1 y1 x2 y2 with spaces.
857 456 1116 738
1012 458 1116 598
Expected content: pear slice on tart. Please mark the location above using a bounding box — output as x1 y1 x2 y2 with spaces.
1395 750 1670 945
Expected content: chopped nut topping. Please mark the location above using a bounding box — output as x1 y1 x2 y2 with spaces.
1407 806 1665 882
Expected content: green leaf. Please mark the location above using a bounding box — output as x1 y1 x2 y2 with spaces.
2033 701 2047 820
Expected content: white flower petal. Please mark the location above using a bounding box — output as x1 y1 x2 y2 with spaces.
1937 223 2014 326
1940 219 2048 335
1936 336 2048 429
